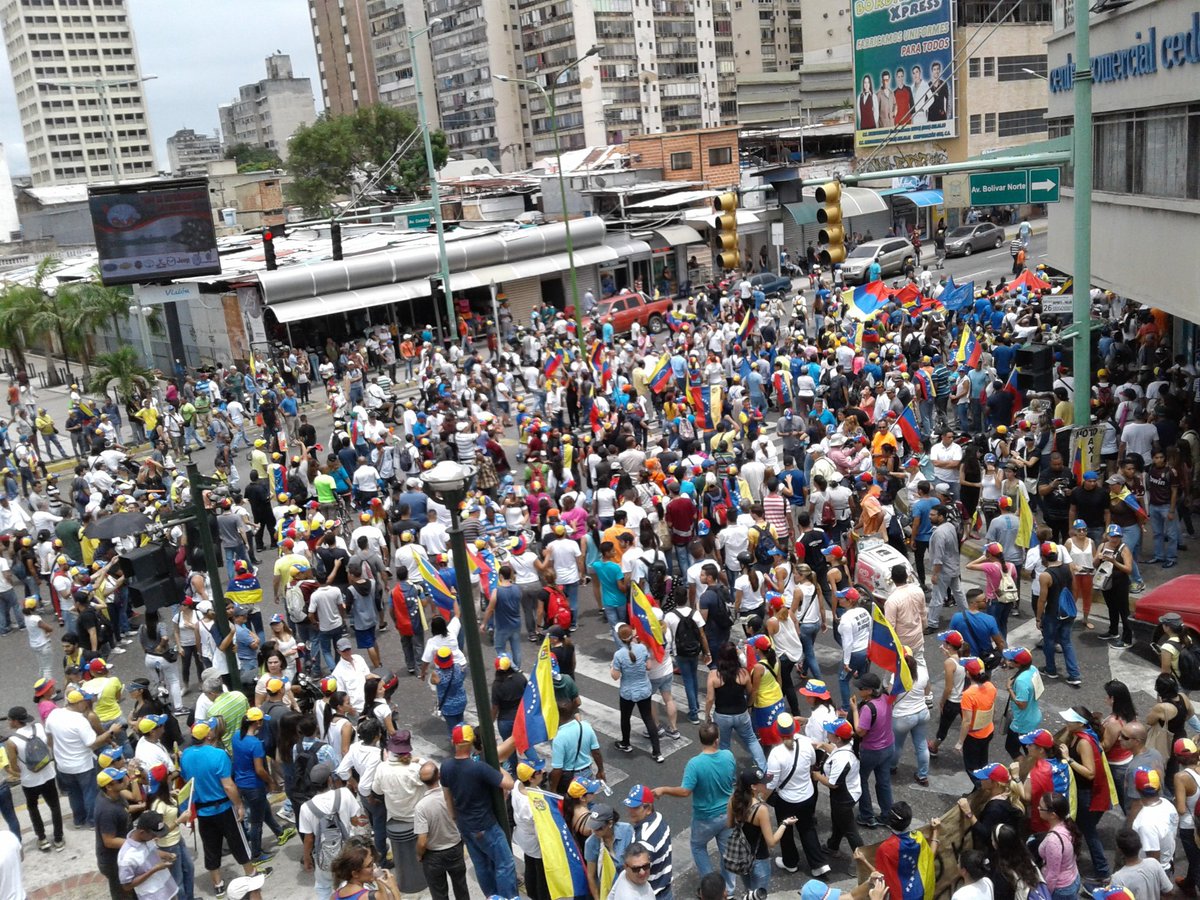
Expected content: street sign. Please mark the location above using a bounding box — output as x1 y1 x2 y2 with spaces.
968 167 1062 206
1040 294 1072 314
407 212 432 229
1028 167 1061 203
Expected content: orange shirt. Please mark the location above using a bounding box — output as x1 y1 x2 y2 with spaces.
961 681 997 739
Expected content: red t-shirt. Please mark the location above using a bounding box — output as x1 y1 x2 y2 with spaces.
664 496 697 546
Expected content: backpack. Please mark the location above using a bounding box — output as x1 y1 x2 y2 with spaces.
645 552 669 602
752 524 778 566
1177 642 1200 691
820 497 836 528
290 739 330 808
13 727 51 773
673 608 703 659
397 445 414 473
997 565 1019 605
306 790 348 871
1056 586 1077 620
721 802 761 875
707 584 734 632
285 583 308 624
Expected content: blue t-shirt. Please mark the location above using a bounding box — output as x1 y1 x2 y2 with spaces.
779 468 807 506
234 624 257 667
231 731 267 791
682 749 736 820
180 744 233 816
591 559 626 608
440 756 503 833
992 344 1016 378
398 491 429 527
279 396 298 417
612 642 652 702
910 497 940 542
493 584 523 630
949 609 1001 660
602 321 615 346
1009 667 1041 733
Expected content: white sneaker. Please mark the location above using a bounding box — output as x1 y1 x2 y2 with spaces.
111 647 127 654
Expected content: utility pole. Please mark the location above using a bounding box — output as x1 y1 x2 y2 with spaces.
1071 8 1094 426
186 461 242 689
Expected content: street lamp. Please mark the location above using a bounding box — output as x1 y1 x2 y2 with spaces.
420 460 508 827
1070 4 1094 426
37 75 157 183
128 302 154 366
1021 67 1049 81
407 18 456 345
495 43 601 359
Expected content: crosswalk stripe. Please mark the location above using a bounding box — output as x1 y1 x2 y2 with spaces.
572 652 695 713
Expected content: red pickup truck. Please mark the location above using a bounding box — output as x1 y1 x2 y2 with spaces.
568 290 672 335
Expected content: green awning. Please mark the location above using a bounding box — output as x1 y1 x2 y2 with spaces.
784 202 819 225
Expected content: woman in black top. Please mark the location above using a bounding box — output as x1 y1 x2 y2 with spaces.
491 656 528 775
726 767 796 893
705 642 768 770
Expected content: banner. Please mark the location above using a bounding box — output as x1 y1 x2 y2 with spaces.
852 0 956 147
1070 426 1103 484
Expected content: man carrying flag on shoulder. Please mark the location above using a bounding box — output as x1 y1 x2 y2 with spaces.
863 803 939 900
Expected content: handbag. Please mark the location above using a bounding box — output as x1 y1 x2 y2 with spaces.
1093 559 1114 592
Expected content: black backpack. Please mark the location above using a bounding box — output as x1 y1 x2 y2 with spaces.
753 525 778 566
290 738 329 807
645 551 669 602
673 608 703 659
1178 643 1200 691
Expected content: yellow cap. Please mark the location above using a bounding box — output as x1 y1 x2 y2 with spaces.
191 721 212 740
516 762 536 781
245 707 266 722
66 690 84 704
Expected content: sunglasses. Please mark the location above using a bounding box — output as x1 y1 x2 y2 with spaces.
627 864 651 874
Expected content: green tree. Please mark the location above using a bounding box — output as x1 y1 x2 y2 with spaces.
225 142 283 173
0 257 76 383
88 346 154 404
285 104 449 214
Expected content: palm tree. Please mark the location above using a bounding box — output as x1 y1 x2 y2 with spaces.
88 346 154 404
0 257 64 382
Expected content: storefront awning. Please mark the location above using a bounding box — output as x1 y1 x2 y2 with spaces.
649 225 705 248
269 280 431 323
895 189 944 208
838 187 889 217
783 202 819 226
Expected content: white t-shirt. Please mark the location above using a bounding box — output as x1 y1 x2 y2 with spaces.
951 879 995 900
547 539 582 585
1133 798 1179 872
8 723 56 788
421 617 467 669
766 737 816 802
595 488 617 518
0 830 22 900
351 465 381 493
308 585 345 631
45 707 98 775
134 736 175 774
734 572 766 613
931 441 963 483
297 786 362 840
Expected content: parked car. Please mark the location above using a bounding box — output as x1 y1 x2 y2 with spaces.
571 289 672 335
1133 575 1200 659
943 222 1006 257
748 272 793 296
840 238 917 284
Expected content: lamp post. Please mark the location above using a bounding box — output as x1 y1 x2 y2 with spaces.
128 302 154 367
420 460 508 830
495 44 601 359
408 19 455 345
1070 6 1094 427
37 75 157 183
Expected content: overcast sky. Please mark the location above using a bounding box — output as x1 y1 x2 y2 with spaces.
0 0 323 177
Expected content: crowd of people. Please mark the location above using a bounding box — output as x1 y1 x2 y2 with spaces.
0 246 1198 900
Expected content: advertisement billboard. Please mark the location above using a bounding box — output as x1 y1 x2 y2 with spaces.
852 0 956 148
89 178 221 286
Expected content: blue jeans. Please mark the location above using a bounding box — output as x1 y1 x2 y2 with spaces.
858 745 895 821
988 600 1012 639
316 626 345 674
891 708 931 780
57 768 97 827
799 622 823 680
497 718 516 776
738 856 771 893
670 544 691 579
559 581 579 621
713 710 767 770
493 626 521 671
0 590 22 632
691 813 734 892
167 837 195 900
1123 524 1144 584
1041 614 1081 680
1150 502 1179 563
839 649 869 710
223 543 248 579
604 604 628 646
1074 788 1110 880
678 656 700 718
240 785 283 859
1051 876 1081 900
0 781 20 839
461 822 518 898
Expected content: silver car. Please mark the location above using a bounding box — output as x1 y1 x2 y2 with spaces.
840 238 917 284
943 222 1005 257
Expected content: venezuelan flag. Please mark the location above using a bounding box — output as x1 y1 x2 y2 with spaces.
1048 757 1077 820
226 572 263 607
647 354 672 393
544 351 563 378
415 553 456 612
893 832 936 900
177 778 195 824
736 309 755 344
1114 487 1149 523
599 845 617 900
590 341 604 374
628 583 666 663
896 406 922 451
913 368 935 400
869 602 913 695
1002 368 1024 418
893 283 921 308
528 790 590 899
248 352 257 379
844 281 889 320
1016 487 1035 549
466 547 496 603
688 384 722 431
956 324 982 368
513 637 559 752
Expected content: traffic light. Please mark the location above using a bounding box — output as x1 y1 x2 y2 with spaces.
330 222 343 261
262 230 277 271
429 276 447 312
713 192 740 270
815 181 845 266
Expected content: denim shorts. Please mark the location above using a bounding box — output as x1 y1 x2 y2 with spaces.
650 673 674 694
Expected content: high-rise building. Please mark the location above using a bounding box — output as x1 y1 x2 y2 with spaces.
165 128 222 177
218 54 317 163
308 0 378 117
0 0 156 187
0 146 18 241
366 0 438 127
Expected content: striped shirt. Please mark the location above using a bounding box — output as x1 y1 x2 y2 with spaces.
762 494 791 542
633 811 672 898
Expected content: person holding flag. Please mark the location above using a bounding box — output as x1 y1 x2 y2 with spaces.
864 803 939 900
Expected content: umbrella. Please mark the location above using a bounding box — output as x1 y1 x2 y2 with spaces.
85 511 150 541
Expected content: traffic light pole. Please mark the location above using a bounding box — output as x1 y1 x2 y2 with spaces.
1071 10 1093 426
185 461 242 691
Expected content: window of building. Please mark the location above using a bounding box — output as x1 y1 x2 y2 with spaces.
969 114 981 135
670 151 693 170
958 0 1050 24
968 58 980 78
708 146 732 165
983 57 995 77
984 112 995 133
997 107 1046 137
997 54 1047 81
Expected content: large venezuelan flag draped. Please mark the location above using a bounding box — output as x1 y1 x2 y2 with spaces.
688 384 722 431
956 324 982 368
415 554 456 611
466 547 497 603
1113 486 1149 522
647 354 672 393
844 281 889 320
598 845 617 900
869 602 912 695
1048 757 1077 820
896 407 922 451
893 832 936 900
226 572 263 606
529 790 590 899
513 637 559 753
544 351 564 378
1082 727 1119 808
736 309 755 344
628 583 666 663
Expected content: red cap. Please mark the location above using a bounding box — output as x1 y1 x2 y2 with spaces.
963 657 985 677
452 724 476 745
938 629 964 648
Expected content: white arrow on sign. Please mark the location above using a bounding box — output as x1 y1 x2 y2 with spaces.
1031 177 1057 192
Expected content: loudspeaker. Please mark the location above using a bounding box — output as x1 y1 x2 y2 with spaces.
1017 369 1054 393
119 543 172 582
127 575 186 614
1015 344 1054 372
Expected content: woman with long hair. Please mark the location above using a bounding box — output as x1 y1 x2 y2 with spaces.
890 648 931 787
233 708 294 864
705 641 768 770
1036 792 1081 900
957 658 996 786
1175 738 1200 896
958 445 984 537
583 515 604 615
610 623 663 762
254 647 292 708
1102 679 1138 812
1065 519 1096 630
1057 705 1113 881
746 634 787 749
329 841 402 900
172 597 204 693
727 767 797 892
928 629 968 758
790 564 826 681
765 591 804 717
268 614 299 677
146 768 196 900
1095 524 1134 646
987 823 1044 900
320 690 355 765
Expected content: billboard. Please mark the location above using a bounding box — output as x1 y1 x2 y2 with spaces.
852 0 956 148
89 178 221 286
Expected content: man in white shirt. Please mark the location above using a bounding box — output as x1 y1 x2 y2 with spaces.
765 714 830 876
330 639 371 713
608 844 657 900
419 517 449 556
308 584 346 674
930 431 963 498
543 526 583 615
298 764 367 899
117 811 178 900
836 589 872 709
47 693 121 827
350 514 386 558
1131 768 1178 874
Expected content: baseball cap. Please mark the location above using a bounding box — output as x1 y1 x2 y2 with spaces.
191 717 219 740
821 545 844 560
824 717 854 740
1175 738 1199 759
1134 766 1162 795
775 713 796 736
97 767 127 788
245 707 270 723
516 756 546 781
451 724 475 745
586 803 618 830
98 747 125 767
1091 889 1135 900
319 677 338 693
801 882 843 900
1002 647 1033 666
835 587 860 602
738 767 767 788
799 679 831 699
1083 470 1099 481
1106 524 1124 538
65 689 85 704
88 658 109 674
266 677 285 694
335 637 353 652
971 763 1011 784
938 630 965 648
388 730 414 755
494 653 513 671
1040 541 1058 557
23 598 36 610
435 646 455 669
855 672 881 691
1106 474 1126 486
309 763 334 786
962 657 985 677
1072 518 1087 530
623 785 655 808
1020 729 1055 749
747 634 771 652
568 777 602 798
135 810 167 836
137 713 168 734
